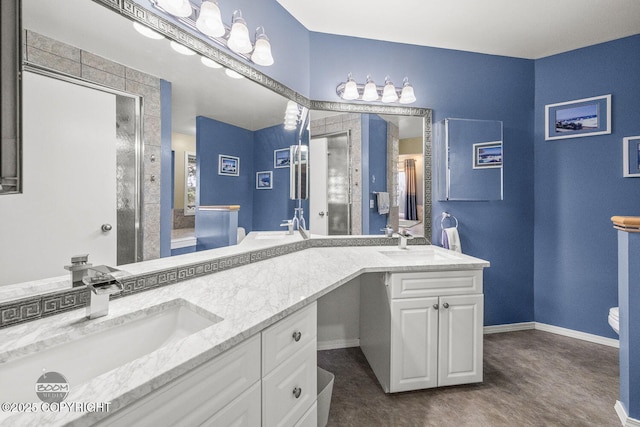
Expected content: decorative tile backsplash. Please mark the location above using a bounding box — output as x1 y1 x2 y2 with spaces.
0 236 428 329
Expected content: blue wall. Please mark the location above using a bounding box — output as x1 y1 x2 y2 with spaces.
196 116 255 232
534 35 640 338
253 124 298 230
310 32 536 327
366 115 388 234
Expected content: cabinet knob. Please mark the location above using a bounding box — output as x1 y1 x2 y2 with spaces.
292 387 302 398
443 302 450 309
433 304 439 310
292 331 302 342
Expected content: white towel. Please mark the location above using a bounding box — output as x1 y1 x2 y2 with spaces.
376 192 390 215
444 227 462 253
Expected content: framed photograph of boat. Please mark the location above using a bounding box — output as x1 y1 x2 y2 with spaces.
623 136 640 178
545 94 611 140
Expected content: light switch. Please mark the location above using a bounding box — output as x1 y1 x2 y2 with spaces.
370 199 375 209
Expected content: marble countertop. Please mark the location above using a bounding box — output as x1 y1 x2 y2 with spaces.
0 243 488 426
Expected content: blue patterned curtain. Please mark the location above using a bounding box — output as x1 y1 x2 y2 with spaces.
405 159 418 220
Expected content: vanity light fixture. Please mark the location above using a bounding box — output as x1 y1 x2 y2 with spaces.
283 100 300 130
150 0 274 66
336 74 417 104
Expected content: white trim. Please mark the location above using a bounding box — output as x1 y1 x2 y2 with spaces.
615 401 640 427
483 322 619 348
317 338 360 351
534 322 619 348
484 322 535 334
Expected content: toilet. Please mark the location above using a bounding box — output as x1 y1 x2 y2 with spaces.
608 307 619 335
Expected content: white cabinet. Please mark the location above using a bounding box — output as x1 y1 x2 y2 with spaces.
96 334 261 426
361 270 484 393
262 302 318 427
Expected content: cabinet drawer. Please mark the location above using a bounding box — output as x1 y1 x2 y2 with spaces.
294 402 318 427
97 334 261 427
389 270 482 299
262 339 317 427
201 381 261 427
262 302 317 375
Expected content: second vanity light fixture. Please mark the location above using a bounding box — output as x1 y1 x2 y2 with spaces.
336 73 417 104
152 0 274 66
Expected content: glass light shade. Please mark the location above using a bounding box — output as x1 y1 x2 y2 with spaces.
362 77 378 101
170 41 196 55
196 1 225 37
133 22 164 40
201 56 222 69
251 36 274 66
284 101 299 130
342 79 359 100
157 0 192 18
399 83 416 104
381 79 398 103
227 11 252 54
224 69 244 79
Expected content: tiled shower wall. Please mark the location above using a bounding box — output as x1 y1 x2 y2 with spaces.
24 30 161 260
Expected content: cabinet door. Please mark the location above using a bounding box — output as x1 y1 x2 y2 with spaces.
438 294 484 387
390 297 439 392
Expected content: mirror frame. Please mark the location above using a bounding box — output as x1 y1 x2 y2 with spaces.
1 0 433 242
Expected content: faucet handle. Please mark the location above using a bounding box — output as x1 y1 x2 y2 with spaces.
70 254 90 265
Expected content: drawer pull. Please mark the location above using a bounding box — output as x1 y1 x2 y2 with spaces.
443 302 450 309
433 303 439 310
292 387 302 398
292 331 302 342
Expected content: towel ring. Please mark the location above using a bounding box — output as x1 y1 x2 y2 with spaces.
441 212 458 229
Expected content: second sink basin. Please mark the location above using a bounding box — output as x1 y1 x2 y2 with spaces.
0 299 222 403
378 247 460 263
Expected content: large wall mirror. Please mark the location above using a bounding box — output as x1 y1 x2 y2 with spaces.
1 0 431 291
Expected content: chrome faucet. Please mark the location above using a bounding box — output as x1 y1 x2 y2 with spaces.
280 220 294 235
64 255 125 318
398 229 414 249
83 265 125 319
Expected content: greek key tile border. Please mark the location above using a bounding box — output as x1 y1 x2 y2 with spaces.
0 235 430 328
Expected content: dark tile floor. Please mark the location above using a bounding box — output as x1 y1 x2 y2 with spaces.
317 330 619 427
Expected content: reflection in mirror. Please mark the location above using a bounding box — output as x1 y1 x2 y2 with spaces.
309 111 425 237
435 118 504 201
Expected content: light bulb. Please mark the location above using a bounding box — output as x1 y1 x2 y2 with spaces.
362 75 378 101
381 77 398 103
342 73 359 100
251 28 274 66
399 78 416 104
227 10 252 54
196 1 225 38
157 0 192 18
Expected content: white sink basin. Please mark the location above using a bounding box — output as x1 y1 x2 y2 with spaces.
0 299 221 403
378 247 459 262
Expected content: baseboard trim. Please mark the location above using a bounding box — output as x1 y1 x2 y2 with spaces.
317 338 360 351
484 322 535 334
483 322 619 348
615 401 640 427
534 322 619 348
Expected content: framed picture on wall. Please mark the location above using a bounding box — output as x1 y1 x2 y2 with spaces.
545 94 611 140
623 136 640 178
218 154 239 176
274 148 290 168
256 171 273 189
473 141 502 169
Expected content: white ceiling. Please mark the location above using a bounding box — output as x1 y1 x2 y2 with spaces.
277 0 640 59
